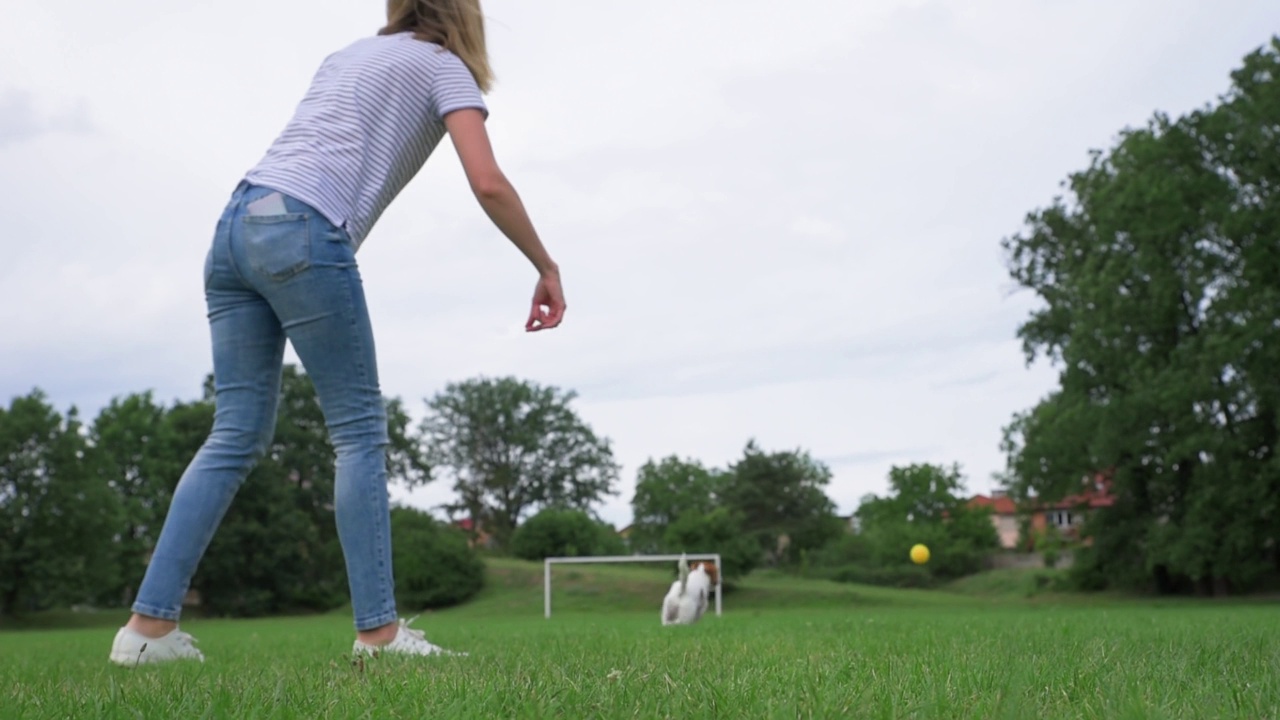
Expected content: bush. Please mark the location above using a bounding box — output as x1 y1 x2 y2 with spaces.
948 567 1073 597
594 519 628 557
781 512 849 567
828 562 935 589
849 519 992 582
1065 545 1110 592
662 507 760 581
510 508 621 560
390 507 485 610
1035 526 1066 569
811 532 872 569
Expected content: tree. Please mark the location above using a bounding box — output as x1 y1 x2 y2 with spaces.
858 463 971 526
87 391 188 606
0 365 430 618
662 507 760 581
385 397 431 488
390 506 485 610
1000 37 1280 595
0 392 121 616
855 463 998 580
509 507 623 560
720 440 842 565
629 455 725 554
420 377 620 548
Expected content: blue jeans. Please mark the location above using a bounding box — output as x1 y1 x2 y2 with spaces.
132 182 398 631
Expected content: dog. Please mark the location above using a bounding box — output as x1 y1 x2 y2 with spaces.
661 554 719 625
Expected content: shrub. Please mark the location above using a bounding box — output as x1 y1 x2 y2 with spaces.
662 507 760 581
852 519 991 582
1065 545 1110 592
510 508 621 560
811 532 872 569
390 507 485 610
1035 526 1066 569
828 562 935 589
594 519 628 557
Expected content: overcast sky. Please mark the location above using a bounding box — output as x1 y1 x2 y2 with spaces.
2 1 1276 528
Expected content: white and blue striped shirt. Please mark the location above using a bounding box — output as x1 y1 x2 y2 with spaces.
244 32 487 249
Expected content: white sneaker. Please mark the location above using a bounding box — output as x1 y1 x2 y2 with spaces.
352 616 466 658
109 626 205 666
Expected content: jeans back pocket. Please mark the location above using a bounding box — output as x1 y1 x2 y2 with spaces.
242 213 311 281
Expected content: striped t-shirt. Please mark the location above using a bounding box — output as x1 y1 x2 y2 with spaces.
244 32 488 249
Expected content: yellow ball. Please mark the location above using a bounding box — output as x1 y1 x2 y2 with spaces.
910 544 930 564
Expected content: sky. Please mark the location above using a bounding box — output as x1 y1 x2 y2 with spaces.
2 1 1276 529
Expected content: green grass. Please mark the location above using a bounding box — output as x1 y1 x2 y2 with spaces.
460 557 969 617
946 567 1078 599
3 561 1279 719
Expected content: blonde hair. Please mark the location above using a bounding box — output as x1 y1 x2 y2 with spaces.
379 0 493 93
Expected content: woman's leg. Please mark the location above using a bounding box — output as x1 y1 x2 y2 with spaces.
130 199 286 634
232 191 398 638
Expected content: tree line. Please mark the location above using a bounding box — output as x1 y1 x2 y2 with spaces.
1 367 425 618
0 370 639 618
1 364 1000 618
625 452 999 586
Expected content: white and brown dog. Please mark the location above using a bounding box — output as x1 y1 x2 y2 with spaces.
661 554 719 625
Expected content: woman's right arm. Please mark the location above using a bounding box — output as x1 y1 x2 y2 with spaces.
444 108 565 331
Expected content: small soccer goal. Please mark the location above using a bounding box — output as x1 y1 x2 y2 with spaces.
543 553 723 619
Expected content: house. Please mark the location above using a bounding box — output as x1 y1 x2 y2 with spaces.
1033 471 1115 545
967 471 1115 550
839 513 860 534
614 524 635 552
451 517 497 550
966 491 1020 549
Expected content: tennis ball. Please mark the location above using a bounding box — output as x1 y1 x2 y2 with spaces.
910 543 930 565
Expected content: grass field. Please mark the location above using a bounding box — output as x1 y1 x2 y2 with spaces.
3 560 1278 719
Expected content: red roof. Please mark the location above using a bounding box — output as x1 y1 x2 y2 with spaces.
967 494 1018 515
1050 471 1115 509
453 518 476 531
967 472 1115 514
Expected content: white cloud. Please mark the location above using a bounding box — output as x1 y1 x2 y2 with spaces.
2 0 1276 528
0 90 91 146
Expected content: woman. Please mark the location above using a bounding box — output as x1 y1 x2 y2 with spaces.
109 0 564 664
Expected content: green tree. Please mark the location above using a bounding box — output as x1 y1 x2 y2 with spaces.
509 507 622 560
385 397 432 488
859 462 969 525
855 463 998 580
812 531 872 571
390 506 485 610
0 392 120 615
594 520 628 557
1000 37 1280 595
662 507 760 581
420 377 620 548
87 391 188 607
720 440 842 565
629 455 724 554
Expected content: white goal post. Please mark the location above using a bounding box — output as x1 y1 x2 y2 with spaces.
543 553 723 619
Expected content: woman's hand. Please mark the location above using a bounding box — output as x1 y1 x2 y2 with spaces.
526 271 565 332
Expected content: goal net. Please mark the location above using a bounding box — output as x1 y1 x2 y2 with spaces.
543 553 723 619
